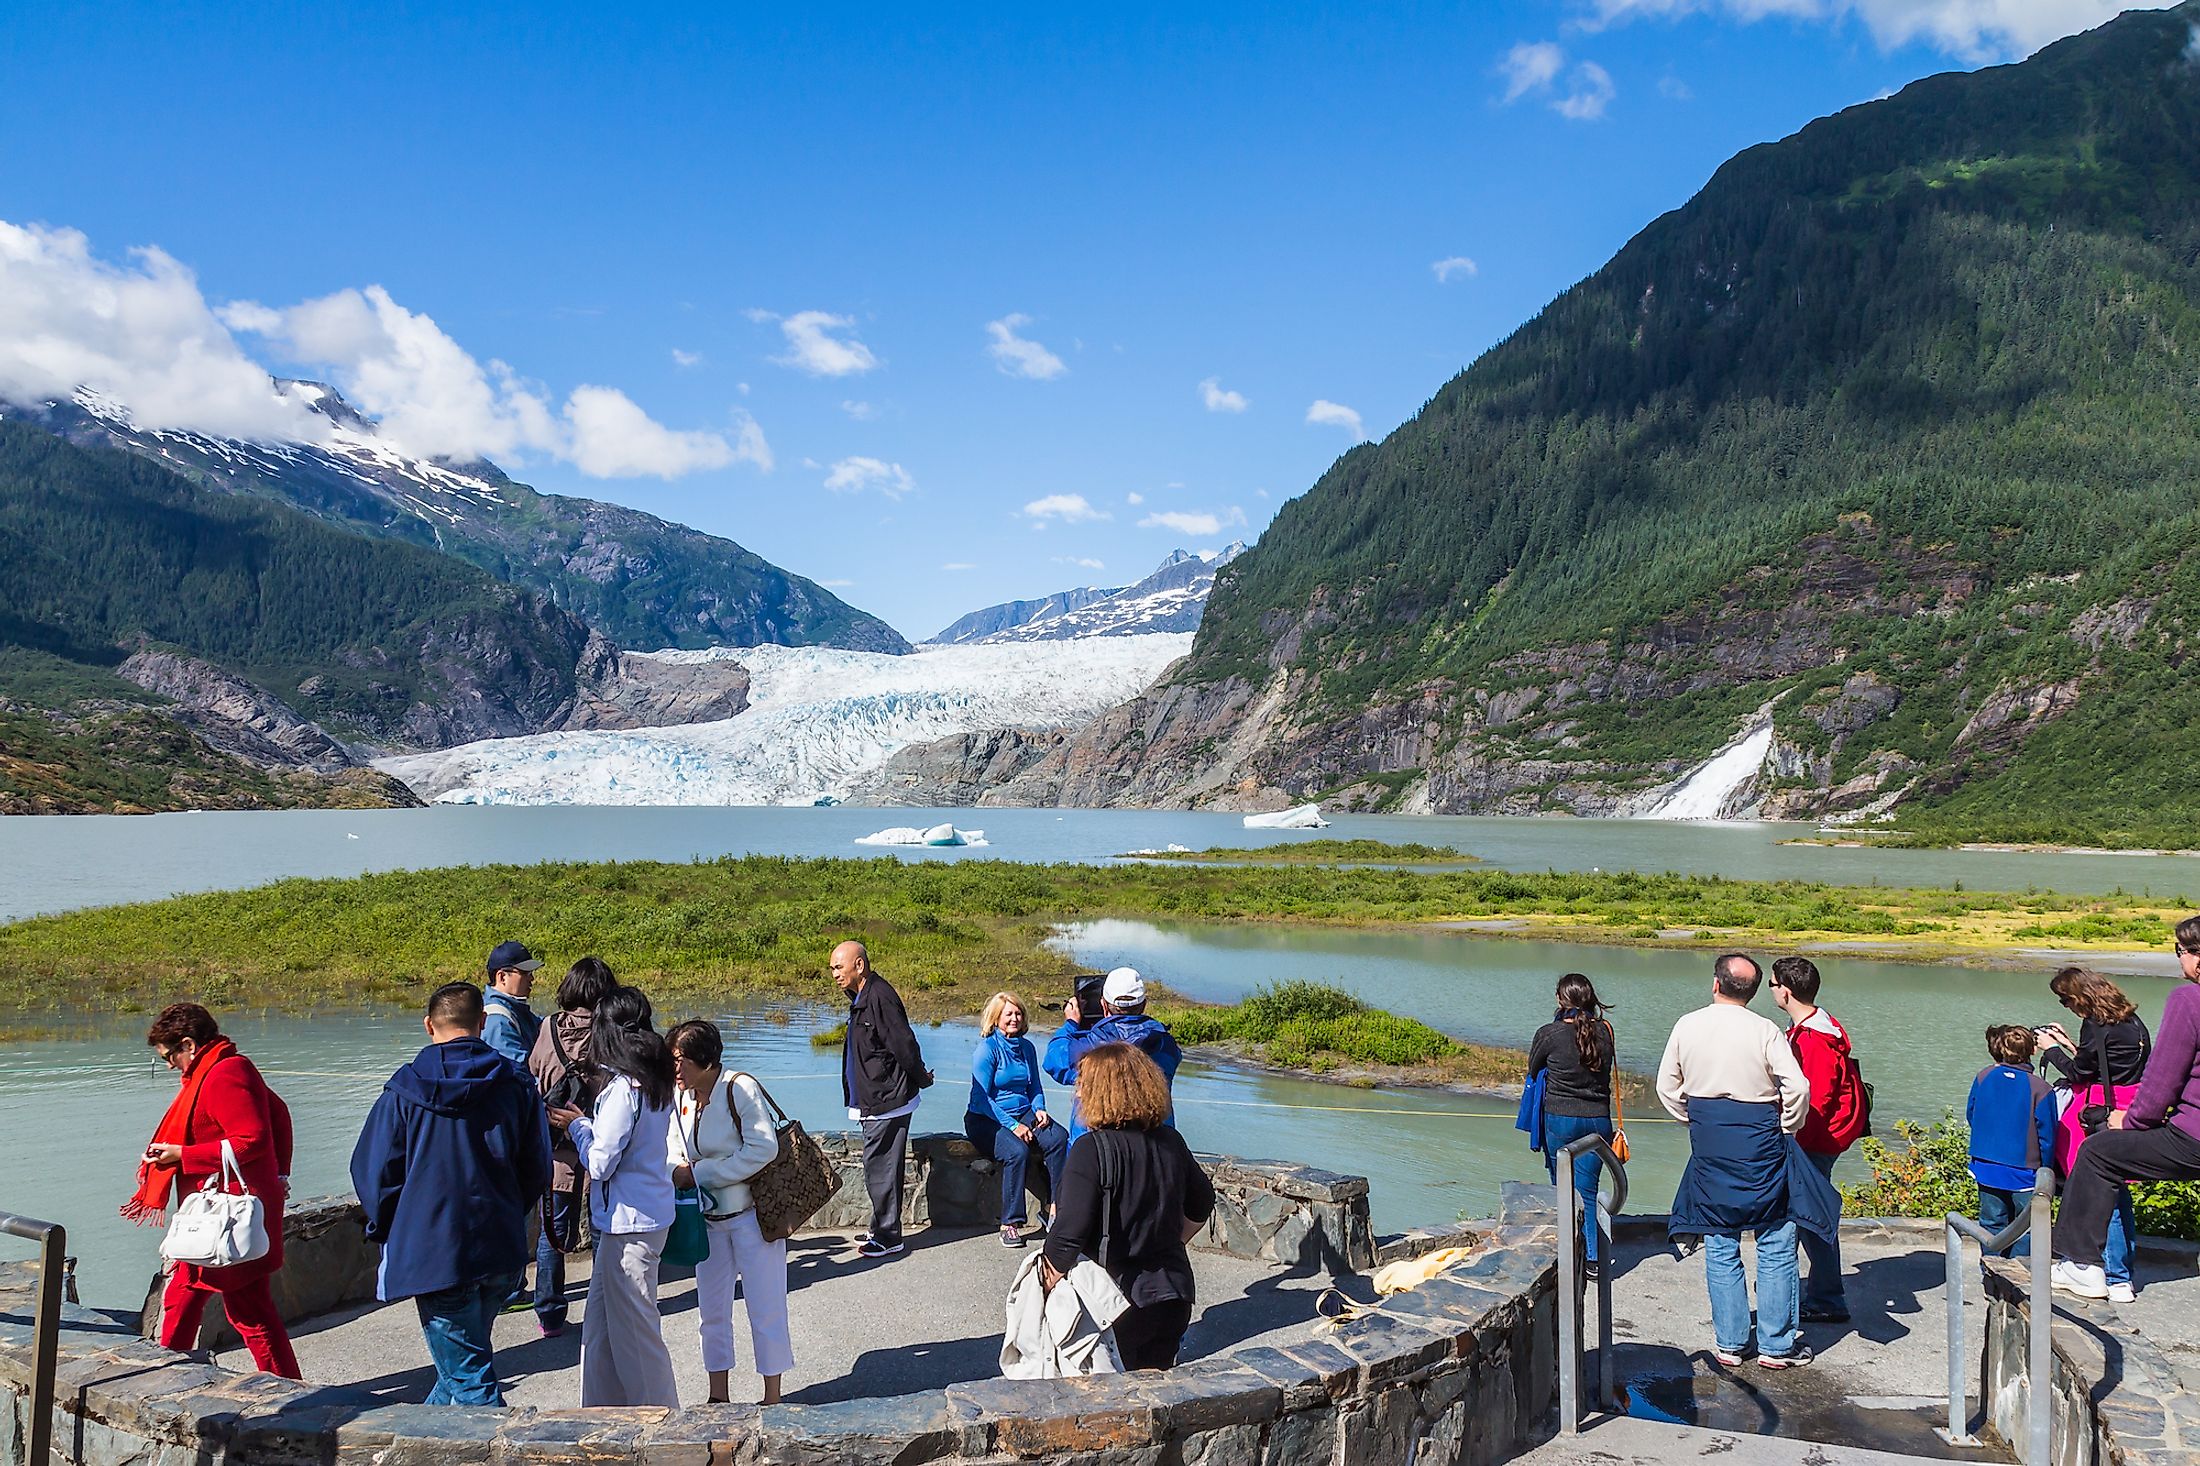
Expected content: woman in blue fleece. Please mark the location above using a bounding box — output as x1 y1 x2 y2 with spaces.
1967 1025 2060 1259
967 991 1069 1247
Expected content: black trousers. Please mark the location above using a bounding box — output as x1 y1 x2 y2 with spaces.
860 1112 913 1246
1113 1297 1194 1370
2056 1123 2200 1266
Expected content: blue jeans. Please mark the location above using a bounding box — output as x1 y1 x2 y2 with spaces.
536 1188 579 1325
967 1112 1070 1226
1705 1222 1799 1359
1978 1184 2034 1259
415 1270 522 1405
2105 1184 2136 1285
1797 1150 1848 1315
1541 1113 1613 1263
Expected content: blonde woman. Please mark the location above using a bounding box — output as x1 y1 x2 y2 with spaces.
667 1019 794 1404
966 991 1068 1247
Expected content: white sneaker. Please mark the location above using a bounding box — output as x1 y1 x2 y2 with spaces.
2051 1261 2109 1299
2107 1281 2136 1303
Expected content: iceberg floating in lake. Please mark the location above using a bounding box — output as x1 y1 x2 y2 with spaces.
1242 803 1328 830
857 823 988 848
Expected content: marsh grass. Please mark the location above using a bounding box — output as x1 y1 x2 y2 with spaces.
1129 840 1480 865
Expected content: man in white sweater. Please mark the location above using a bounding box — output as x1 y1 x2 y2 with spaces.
1658 953 1815 1370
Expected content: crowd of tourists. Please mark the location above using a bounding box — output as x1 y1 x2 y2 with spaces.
1524 922 2200 1368
125 940 1199 1404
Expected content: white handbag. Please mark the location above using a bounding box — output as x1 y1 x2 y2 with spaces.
159 1140 269 1267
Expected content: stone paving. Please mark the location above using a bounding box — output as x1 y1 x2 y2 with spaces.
223 1225 1364 1408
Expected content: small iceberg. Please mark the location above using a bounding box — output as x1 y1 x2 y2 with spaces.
856 823 988 848
1242 803 1328 830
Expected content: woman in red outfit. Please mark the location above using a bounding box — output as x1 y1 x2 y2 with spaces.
124 1004 300 1378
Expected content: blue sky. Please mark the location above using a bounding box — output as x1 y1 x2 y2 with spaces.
0 1 2163 641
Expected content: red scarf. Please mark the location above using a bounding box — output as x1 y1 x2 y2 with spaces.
122 1036 237 1224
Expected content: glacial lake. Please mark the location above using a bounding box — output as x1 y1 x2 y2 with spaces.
4 803 2200 924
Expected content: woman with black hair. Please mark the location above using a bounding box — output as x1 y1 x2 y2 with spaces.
554 985 680 1406
1526 973 1618 1274
525 956 617 1337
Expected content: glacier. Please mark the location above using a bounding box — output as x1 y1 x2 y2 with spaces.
377 635 1193 807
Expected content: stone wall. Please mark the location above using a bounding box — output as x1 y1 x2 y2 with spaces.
48 1162 1542 1466
1981 1257 2197 1466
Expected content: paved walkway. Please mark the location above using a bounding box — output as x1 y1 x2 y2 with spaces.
226 1227 1360 1407
1511 1416 1981 1465
1574 1228 2011 1463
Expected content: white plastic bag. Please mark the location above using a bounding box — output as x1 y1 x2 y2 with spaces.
160 1140 268 1268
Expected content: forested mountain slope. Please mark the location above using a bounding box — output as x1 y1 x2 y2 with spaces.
995 2 2200 844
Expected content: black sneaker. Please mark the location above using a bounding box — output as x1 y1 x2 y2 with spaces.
858 1238 905 1258
1758 1345 1814 1370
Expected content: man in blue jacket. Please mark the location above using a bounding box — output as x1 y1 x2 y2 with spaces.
480 939 544 1071
351 982 552 1406
1044 967 1182 1142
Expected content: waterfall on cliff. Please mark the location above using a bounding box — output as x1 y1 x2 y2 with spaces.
1641 719 1776 820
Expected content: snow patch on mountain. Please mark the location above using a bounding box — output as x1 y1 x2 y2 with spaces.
931 544 1245 644
376 635 1193 807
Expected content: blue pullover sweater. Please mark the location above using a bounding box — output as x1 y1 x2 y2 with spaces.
1043 1012 1182 1141
1966 1062 2059 1192
967 1030 1048 1127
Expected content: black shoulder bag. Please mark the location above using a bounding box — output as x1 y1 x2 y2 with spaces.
2078 1024 2115 1136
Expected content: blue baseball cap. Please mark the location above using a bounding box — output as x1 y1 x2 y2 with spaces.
486 940 543 975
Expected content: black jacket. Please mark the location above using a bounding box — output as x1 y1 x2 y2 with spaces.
1044 1125 1216 1308
842 974 932 1116
2041 1016 2151 1089
1527 1018 1615 1118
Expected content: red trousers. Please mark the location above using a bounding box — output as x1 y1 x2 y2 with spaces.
159 1265 301 1379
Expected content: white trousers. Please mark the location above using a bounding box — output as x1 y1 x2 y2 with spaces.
581 1228 679 1408
696 1209 795 1376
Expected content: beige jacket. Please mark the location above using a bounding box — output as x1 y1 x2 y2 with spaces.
669 1071 781 1219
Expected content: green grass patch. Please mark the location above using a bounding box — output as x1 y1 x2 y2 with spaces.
1128 839 1478 866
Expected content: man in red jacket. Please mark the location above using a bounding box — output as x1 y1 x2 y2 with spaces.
1771 956 1868 1324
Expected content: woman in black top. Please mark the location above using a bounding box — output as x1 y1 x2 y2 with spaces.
1042 1043 1216 1370
1525 973 1617 1271
2038 966 2151 1299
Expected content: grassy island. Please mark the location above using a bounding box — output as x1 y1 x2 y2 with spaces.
1124 839 1479 866
0 855 2188 1033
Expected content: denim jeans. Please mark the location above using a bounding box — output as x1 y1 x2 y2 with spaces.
415 1271 522 1405
966 1113 1071 1226
2104 1185 2137 1285
536 1189 579 1325
1541 1113 1613 1263
1797 1150 1848 1315
1704 1222 1799 1359
1978 1184 2034 1259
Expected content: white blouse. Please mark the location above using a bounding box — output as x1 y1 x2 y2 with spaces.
670 1071 781 1219
570 1074 677 1235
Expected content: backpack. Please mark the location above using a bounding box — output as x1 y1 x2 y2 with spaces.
1852 1054 1875 1140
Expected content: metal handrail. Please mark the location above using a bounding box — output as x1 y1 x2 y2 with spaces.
1939 1165 2053 1465
0 1210 66 1466
1555 1135 1629 1435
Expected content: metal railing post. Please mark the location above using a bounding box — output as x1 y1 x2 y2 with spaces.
2028 1167 2053 1466
1556 1153 1580 1435
0 1211 66 1466
1553 1135 1630 1434
1937 1165 2056 1463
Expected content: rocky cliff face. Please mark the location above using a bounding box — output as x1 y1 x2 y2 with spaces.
559 636 752 731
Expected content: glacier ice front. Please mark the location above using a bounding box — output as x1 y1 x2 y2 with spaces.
1242 803 1328 829
376 635 1192 808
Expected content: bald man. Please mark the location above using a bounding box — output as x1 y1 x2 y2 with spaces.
833 940 933 1258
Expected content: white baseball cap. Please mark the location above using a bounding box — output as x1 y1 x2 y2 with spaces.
1102 967 1146 1005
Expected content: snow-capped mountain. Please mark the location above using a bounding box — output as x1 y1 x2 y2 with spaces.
9 383 908 655
377 634 1193 807
927 544 1245 645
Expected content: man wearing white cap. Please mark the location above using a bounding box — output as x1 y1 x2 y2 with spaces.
1042 966 1183 1143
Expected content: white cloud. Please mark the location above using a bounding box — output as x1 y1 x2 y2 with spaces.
1658 74 1695 100
1431 256 1480 283
941 562 977 572
1496 41 1617 119
1198 376 1249 413
818 578 856 588
1306 399 1367 440
1572 0 2170 63
1126 491 1145 505
229 282 752 478
985 314 1068 380
840 399 877 420
823 456 914 498
1057 556 1106 571
1555 61 1617 119
671 348 703 368
1022 493 1109 524
1499 40 1566 100
0 222 322 442
752 309 879 377
1139 506 1247 536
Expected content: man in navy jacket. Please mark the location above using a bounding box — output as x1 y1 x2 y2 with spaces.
1044 967 1182 1142
351 982 552 1406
